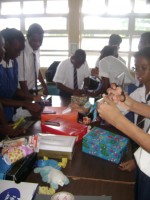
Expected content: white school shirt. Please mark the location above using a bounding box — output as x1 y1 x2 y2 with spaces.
98 56 135 85
95 55 126 68
53 58 90 89
17 40 40 90
130 86 150 132
134 128 150 177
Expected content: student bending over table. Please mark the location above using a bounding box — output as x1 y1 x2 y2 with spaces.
0 28 42 137
53 49 90 98
97 83 150 200
86 45 135 97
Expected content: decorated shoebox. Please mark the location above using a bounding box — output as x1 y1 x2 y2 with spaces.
41 106 78 123
41 118 88 142
82 127 129 164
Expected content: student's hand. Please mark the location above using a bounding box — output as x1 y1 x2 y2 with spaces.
0 124 25 137
91 67 99 77
33 95 42 102
106 83 132 110
43 87 49 95
73 89 85 96
25 102 42 113
97 95 123 126
106 83 125 102
119 159 137 172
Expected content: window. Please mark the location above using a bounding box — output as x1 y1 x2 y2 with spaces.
0 0 69 67
46 0 69 14
81 0 150 69
134 0 150 13
0 0 150 69
83 17 128 30
0 18 20 30
23 1 44 14
1 2 21 15
25 17 67 31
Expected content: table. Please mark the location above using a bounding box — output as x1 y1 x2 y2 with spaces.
25 96 135 200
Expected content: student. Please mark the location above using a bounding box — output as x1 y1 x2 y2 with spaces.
53 49 90 98
129 47 150 132
17 23 48 100
108 34 122 48
97 84 150 200
138 32 150 51
0 32 5 61
0 28 41 136
87 45 135 97
95 45 118 68
108 34 126 64
109 47 150 172
132 32 150 87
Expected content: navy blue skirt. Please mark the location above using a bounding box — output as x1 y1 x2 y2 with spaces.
135 167 150 200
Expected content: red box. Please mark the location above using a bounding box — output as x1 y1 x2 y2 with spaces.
41 107 78 123
41 118 88 142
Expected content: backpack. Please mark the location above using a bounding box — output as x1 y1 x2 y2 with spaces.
45 61 60 82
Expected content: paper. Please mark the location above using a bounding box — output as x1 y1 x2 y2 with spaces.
0 180 38 200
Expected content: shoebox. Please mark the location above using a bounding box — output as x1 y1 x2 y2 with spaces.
82 127 129 164
41 106 78 123
37 133 76 160
0 180 38 200
0 152 37 182
41 117 88 142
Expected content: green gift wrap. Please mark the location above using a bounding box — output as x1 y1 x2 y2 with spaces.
82 127 129 164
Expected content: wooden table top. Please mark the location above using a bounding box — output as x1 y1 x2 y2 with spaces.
1 96 135 200
26 121 135 200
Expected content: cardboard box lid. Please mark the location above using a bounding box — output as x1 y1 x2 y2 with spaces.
0 180 38 200
41 107 78 122
41 117 87 135
38 133 76 152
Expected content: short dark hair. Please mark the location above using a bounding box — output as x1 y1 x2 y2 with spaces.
134 47 150 61
1 28 25 44
27 23 44 38
140 32 150 43
72 49 86 62
109 34 122 46
100 45 118 60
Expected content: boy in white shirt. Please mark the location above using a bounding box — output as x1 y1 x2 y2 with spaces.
17 23 48 100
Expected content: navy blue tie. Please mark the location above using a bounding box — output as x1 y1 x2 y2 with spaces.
33 53 38 95
136 94 150 128
74 67 78 89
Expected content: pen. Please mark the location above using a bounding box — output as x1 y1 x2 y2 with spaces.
13 117 24 130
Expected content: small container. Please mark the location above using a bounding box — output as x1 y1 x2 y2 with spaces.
3 145 33 165
51 192 74 200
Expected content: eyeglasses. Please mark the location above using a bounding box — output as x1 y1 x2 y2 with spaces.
132 67 150 73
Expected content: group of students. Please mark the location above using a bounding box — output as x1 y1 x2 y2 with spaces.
96 33 150 200
0 22 150 199
0 24 49 136
53 34 136 98
54 32 150 200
